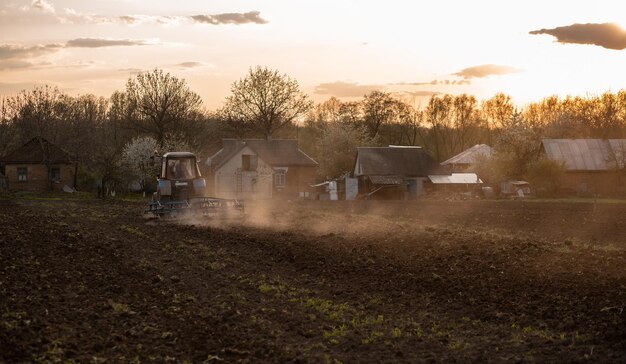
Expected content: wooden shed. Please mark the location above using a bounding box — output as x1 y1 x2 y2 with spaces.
353 146 443 199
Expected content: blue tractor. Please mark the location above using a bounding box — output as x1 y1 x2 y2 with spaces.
146 152 243 218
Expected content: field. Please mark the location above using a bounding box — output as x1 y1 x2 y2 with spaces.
1 197 625 363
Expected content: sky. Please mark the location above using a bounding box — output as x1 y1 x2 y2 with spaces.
2 0 626 110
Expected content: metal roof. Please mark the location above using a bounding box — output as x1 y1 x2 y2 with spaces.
354 146 443 177
542 139 626 171
428 173 483 184
441 144 493 165
163 152 195 158
608 139 626 169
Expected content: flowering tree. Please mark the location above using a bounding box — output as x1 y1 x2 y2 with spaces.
122 136 158 191
316 123 378 179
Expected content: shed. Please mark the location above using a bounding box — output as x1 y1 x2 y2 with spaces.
0 137 75 192
353 146 443 199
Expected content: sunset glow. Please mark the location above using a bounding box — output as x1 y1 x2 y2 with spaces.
2 0 626 109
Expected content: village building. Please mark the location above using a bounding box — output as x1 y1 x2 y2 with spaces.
0 137 75 192
352 146 444 199
428 173 483 195
441 144 493 173
207 139 318 200
542 139 626 195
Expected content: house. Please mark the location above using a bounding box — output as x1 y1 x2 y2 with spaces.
542 139 626 195
0 137 75 192
353 146 443 199
441 144 493 172
207 139 318 199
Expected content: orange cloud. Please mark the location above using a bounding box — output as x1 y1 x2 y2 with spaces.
191 11 268 25
530 23 626 50
66 38 151 48
314 81 383 97
453 64 522 79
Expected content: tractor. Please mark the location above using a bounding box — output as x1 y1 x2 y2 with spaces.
145 152 243 218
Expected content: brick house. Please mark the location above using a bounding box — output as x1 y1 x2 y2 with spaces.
207 139 318 199
0 137 75 192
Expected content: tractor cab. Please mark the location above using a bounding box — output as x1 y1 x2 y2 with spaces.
161 152 201 180
156 152 206 201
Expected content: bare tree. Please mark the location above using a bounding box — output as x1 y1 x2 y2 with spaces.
3 85 66 143
422 94 454 161
124 69 203 146
222 66 313 138
362 91 397 138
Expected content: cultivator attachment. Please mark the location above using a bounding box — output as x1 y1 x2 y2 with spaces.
145 197 244 219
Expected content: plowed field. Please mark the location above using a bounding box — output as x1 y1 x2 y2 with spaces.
1 198 625 362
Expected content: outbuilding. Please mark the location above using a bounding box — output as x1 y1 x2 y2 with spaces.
542 139 626 195
353 146 443 199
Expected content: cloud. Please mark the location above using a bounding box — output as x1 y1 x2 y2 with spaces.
394 79 471 86
174 61 212 69
529 23 626 50
314 81 383 97
0 44 63 60
397 91 441 97
191 11 268 25
113 14 186 26
0 59 35 70
31 0 54 13
66 38 152 48
453 64 522 79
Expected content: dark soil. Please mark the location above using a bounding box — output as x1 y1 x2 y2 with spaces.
1 198 625 363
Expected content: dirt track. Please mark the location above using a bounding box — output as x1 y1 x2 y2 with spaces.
1 198 625 362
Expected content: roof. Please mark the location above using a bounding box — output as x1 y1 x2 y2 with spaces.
369 175 404 185
429 173 483 184
164 152 196 159
354 146 442 177
441 144 493 165
208 139 318 170
0 137 73 164
542 139 626 171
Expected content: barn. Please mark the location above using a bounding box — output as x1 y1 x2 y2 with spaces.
542 139 626 196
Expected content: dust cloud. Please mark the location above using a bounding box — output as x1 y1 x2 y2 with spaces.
170 199 626 249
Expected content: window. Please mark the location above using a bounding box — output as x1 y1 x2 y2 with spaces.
17 167 27 182
274 171 286 187
50 167 60 182
242 154 257 171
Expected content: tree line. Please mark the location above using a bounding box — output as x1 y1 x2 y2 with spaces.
1 66 626 194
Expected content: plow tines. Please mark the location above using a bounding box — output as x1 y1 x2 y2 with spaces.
146 197 244 218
